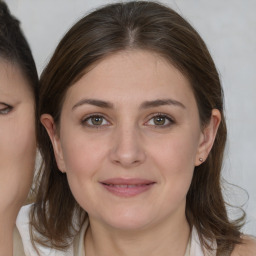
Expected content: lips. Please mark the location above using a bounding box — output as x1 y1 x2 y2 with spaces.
100 178 155 197
106 184 147 188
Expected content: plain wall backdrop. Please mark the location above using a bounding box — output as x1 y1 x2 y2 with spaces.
6 0 256 235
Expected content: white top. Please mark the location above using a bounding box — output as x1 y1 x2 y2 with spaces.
16 204 216 256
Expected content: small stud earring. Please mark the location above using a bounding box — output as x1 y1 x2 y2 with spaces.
199 158 203 162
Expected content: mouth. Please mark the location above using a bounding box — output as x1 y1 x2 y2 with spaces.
100 178 155 197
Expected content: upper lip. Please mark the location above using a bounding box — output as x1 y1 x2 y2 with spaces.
100 178 155 185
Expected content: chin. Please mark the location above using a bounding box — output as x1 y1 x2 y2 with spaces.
93 209 157 231
105 219 150 231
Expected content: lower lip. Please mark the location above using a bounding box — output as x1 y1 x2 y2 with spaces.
101 183 155 197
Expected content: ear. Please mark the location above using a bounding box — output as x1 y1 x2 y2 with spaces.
40 114 66 173
195 109 221 166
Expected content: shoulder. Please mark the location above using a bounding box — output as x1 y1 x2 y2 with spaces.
16 204 31 238
13 225 26 256
16 204 78 256
231 235 256 256
16 204 31 240
17 204 31 221
16 204 36 255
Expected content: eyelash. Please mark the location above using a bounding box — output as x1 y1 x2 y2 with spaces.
81 113 175 129
81 114 111 128
0 103 13 115
144 113 175 128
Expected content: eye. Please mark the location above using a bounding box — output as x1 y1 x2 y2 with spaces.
145 114 174 127
0 103 13 115
82 114 110 127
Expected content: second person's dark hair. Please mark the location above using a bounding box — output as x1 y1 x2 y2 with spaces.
0 0 38 101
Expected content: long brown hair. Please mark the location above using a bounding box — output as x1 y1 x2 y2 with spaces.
32 1 244 254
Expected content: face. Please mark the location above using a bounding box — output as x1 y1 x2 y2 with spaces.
43 50 219 231
0 60 36 212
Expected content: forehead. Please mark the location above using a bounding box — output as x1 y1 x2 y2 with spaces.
64 50 195 103
0 60 33 98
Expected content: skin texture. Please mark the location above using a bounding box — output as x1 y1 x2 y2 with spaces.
0 60 36 256
42 50 221 256
231 236 256 256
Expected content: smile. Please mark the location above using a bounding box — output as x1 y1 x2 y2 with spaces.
100 178 155 197
105 184 148 188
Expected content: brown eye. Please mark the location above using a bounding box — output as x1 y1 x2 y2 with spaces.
145 114 174 128
82 115 110 127
153 116 166 125
91 116 103 125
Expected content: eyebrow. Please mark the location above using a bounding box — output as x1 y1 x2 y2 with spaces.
72 99 114 110
72 98 185 110
140 99 186 109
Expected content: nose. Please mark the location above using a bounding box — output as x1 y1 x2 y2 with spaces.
109 125 146 168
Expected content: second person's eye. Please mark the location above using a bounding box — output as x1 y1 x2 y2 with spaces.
0 103 13 115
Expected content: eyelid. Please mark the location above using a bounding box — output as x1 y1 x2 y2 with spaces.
81 113 111 128
0 103 13 115
144 112 175 127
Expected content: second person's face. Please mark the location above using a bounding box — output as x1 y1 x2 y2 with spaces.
0 61 36 213
44 50 207 232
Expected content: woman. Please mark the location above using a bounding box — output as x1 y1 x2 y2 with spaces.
17 1 255 255
0 1 38 255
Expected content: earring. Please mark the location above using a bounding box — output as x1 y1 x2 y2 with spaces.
199 158 203 162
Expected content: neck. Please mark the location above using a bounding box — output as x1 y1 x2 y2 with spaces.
85 213 190 256
0 213 15 256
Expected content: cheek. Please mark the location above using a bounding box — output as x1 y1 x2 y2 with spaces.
0 109 36 169
60 127 110 194
60 135 104 212
16 108 36 164
61 134 105 175
151 130 199 171
148 130 200 197
0 106 36 203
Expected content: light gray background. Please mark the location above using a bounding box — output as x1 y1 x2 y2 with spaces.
6 0 256 235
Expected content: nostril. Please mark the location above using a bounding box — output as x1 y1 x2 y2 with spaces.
109 135 146 167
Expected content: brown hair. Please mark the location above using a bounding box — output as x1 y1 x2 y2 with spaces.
32 1 244 254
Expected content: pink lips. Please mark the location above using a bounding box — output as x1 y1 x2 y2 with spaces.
100 178 155 197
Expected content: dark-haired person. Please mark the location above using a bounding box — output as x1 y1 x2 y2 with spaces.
17 1 256 255
0 1 38 255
